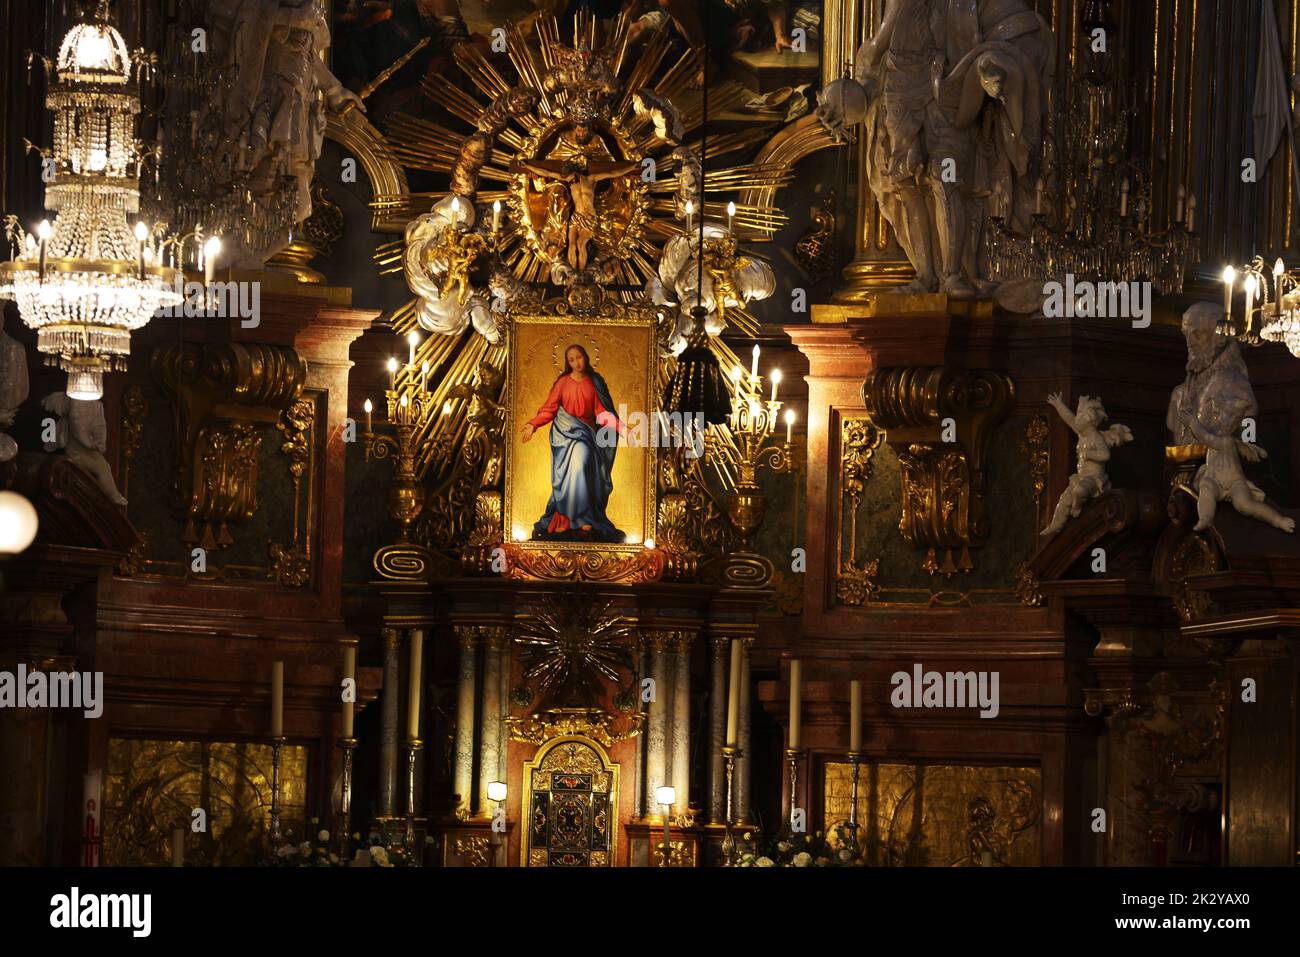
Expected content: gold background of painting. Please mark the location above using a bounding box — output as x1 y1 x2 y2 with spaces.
103 738 308 866
824 762 1042 866
506 314 656 547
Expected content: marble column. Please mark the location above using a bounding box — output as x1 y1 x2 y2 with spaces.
671 633 691 817
707 636 728 823
646 633 671 820
452 626 478 816
635 640 649 818
496 629 510 785
378 627 400 817
737 638 753 824
478 629 506 816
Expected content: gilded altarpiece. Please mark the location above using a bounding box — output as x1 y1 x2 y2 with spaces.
103 738 309 866
522 737 619 867
824 762 1042 866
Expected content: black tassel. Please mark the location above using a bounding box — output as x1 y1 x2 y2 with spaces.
662 306 730 425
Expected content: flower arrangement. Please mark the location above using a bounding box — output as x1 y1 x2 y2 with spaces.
267 818 347 867
733 822 864 867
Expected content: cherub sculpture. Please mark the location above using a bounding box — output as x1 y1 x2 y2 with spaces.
404 194 505 344
1040 392 1133 537
41 393 126 506
428 225 488 305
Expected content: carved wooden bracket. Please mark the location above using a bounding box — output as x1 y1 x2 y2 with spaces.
863 367 1014 575
152 342 306 549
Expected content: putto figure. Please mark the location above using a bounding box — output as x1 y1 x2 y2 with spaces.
1168 303 1295 534
1041 392 1133 537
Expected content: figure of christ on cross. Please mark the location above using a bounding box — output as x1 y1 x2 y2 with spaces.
514 155 639 273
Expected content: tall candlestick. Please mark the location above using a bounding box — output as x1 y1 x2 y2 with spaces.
725 639 742 747
407 631 423 739
341 645 356 739
750 343 759 382
850 680 862 752
271 661 284 738
1222 266 1236 325
788 659 801 749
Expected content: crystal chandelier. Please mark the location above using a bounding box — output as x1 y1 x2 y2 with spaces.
0 1 180 400
1220 258 1300 358
986 0 1195 294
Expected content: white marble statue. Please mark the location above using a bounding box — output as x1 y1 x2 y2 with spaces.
1040 393 1133 538
1168 303 1295 534
203 0 364 267
648 226 775 355
816 0 1054 297
404 195 511 344
0 318 28 464
41 393 127 507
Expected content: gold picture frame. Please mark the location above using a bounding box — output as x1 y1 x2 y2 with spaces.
502 296 662 583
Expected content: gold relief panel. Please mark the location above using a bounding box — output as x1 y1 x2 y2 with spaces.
824 762 1041 867
103 738 309 866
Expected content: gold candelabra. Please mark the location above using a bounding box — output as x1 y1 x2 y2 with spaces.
1220 257 1300 358
717 348 797 587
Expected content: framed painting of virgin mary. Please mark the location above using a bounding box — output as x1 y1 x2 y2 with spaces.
503 299 660 580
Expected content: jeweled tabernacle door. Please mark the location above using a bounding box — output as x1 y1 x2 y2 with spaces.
523 737 618 867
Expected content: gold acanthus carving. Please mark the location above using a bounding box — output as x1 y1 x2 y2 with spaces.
1168 533 1223 624
794 191 837 283
151 342 307 550
500 542 666 583
863 367 1014 575
119 385 147 499
836 415 884 604
506 707 644 747
1013 562 1044 608
1021 414 1051 532
450 835 491 868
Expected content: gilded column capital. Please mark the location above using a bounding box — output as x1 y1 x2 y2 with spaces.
481 624 511 651
454 625 479 650
641 628 689 655
382 626 401 652
709 635 731 659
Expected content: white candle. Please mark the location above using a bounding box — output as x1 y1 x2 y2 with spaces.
1244 273 1257 324
725 640 742 748
770 368 781 403
407 329 419 368
685 199 694 235
171 829 185 867
37 220 50 281
1035 181 1044 215
1119 179 1129 217
1186 195 1197 232
784 407 795 443
1222 266 1236 324
750 343 759 382
492 199 501 233
850 680 862 752
421 360 430 393
203 235 221 285
363 398 373 433
387 357 398 390
1275 258 1286 304
788 659 801 749
1175 184 1186 223
342 645 356 739
727 200 736 234
407 631 423 739
271 661 284 738
731 365 743 401
135 221 148 280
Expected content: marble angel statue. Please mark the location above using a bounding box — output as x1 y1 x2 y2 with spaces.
41 393 126 507
1040 392 1133 538
1168 302 1295 534
404 195 519 345
648 225 775 355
